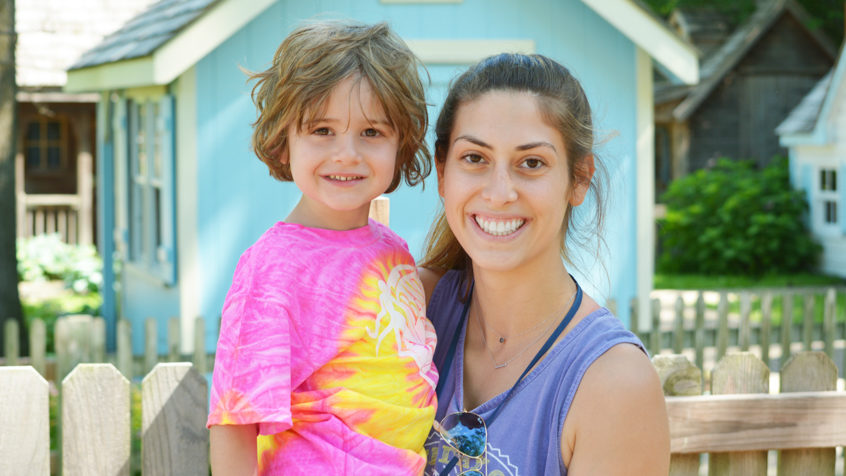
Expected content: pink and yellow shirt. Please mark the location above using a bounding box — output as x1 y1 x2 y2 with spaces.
208 220 438 475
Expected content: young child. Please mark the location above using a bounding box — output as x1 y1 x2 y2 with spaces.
207 21 438 475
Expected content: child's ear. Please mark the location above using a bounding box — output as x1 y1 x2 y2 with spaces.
280 148 289 165
568 154 595 206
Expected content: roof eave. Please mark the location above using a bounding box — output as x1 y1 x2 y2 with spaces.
64 0 276 92
779 128 828 147
580 0 699 85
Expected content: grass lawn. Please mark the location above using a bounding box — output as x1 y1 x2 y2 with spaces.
654 273 846 290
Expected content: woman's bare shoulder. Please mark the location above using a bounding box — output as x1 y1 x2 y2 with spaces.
418 267 447 306
563 344 669 475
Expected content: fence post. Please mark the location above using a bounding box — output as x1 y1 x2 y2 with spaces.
760 293 772 369
4 319 19 365
694 293 705 371
653 354 701 476
650 298 661 356
778 351 837 476
142 363 209 475
116 319 133 379
823 289 835 359
708 352 769 476
168 317 180 362
673 296 684 354
62 364 130 475
802 294 814 351
739 292 751 351
145 318 158 374
193 317 207 375
55 314 93 381
781 293 793 365
92 317 106 363
629 298 640 342
30 318 46 376
0 367 50 475
716 292 728 361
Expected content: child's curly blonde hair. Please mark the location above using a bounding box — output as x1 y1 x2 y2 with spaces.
248 20 431 192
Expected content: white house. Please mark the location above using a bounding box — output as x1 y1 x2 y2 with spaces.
778 44 846 277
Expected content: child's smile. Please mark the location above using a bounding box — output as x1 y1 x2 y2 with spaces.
285 75 398 230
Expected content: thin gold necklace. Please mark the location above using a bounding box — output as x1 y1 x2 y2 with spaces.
474 288 577 369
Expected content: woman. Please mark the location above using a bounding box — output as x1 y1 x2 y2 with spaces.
420 54 669 475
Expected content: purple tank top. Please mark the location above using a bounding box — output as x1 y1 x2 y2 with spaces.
424 270 645 476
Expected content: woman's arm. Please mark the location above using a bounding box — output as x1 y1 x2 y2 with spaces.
562 344 669 476
210 424 259 476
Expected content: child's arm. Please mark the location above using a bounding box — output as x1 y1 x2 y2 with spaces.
210 424 259 476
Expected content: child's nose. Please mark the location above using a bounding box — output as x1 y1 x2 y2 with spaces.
332 133 362 164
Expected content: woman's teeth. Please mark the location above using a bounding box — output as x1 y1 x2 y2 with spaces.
474 216 525 236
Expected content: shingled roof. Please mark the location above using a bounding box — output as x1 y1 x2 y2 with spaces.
656 0 837 121
69 0 220 70
775 71 832 135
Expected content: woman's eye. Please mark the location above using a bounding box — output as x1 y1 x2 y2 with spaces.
363 128 381 137
462 153 485 164
521 158 545 169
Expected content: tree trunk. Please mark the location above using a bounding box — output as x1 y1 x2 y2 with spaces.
0 0 26 356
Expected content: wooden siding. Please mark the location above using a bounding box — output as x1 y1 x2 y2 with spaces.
191 0 641 350
687 14 832 170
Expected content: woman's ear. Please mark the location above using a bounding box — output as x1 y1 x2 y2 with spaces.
436 159 446 198
569 154 595 206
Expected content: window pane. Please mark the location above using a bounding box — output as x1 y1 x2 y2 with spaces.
46 121 60 140
154 188 162 250
832 171 837 192
47 147 61 169
26 121 40 141
824 201 837 224
26 146 40 168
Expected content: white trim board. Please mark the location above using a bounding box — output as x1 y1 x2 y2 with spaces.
406 39 535 64
66 0 276 92
580 0 699 85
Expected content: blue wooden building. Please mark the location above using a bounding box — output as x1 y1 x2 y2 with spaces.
65 0 698 354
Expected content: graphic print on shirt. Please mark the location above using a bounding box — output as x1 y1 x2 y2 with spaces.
371 263 438 389
425 435 520 476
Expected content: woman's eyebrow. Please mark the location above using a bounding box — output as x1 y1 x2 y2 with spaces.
453 135 491 149
516 141 556 152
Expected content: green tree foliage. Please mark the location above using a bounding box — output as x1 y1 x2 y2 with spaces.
643 0 844 44
657 158 821 275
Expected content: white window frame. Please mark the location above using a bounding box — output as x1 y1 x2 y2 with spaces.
817 166 838 234
118 90 177 285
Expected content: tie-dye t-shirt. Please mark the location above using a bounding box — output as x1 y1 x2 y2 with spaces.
207 219 438 475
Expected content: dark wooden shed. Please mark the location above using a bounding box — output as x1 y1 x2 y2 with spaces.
654 0 836 198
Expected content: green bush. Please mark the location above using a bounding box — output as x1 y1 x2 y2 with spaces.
657 157 821 275
17 234 103 294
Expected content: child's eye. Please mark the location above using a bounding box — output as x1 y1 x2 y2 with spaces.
520 157 545 170
363 128 381 137
312 127 331 136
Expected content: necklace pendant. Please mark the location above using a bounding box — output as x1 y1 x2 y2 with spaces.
494 362 508 369
499 337 505 344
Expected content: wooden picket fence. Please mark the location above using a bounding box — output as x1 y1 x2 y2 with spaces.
2 350 844 475
630 287 846 377
2 314 211 382
658 350 846 476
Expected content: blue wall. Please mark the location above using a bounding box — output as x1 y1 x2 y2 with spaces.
194 0 639 350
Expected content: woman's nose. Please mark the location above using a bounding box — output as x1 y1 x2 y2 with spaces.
481 167 518 206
